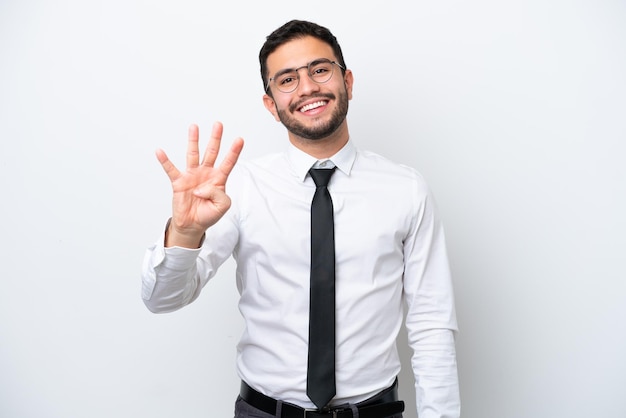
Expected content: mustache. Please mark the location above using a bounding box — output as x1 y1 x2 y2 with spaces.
289 93 336 112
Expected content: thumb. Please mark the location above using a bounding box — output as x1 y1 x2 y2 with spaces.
193 182 221 199
193 183 231 210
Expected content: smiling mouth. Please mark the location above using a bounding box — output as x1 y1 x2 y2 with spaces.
299 100 328 113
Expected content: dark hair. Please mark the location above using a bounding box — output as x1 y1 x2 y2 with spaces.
259 20 347 93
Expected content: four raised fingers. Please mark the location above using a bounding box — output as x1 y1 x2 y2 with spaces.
157 121 243 184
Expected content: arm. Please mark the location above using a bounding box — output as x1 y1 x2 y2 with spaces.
141 122 244 313
403 184 460 418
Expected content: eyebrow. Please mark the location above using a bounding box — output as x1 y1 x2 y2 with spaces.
274 67 297 78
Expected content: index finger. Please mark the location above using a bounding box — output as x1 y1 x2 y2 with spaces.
218 137 244 179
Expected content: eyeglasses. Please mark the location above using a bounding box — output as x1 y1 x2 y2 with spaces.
266 58 345 93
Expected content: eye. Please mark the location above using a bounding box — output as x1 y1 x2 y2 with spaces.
311 65 330 75
277 73 298 87
309 62 334 82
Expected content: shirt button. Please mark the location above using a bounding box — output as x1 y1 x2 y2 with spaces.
320 161 327 167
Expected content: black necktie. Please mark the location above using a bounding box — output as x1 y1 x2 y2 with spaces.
306 167 337 410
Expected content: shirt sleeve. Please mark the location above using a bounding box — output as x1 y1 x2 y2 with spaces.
403 180 460 418
141 213 239 314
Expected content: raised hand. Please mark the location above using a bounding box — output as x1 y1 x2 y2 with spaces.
156 122 244 248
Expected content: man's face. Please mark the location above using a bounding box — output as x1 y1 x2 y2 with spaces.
263 36 353 141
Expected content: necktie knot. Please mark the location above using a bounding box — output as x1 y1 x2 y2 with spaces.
309 167 336 188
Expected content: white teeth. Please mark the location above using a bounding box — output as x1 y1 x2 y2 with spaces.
300 101 326 112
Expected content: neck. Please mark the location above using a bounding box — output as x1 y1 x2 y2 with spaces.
288 123 350 159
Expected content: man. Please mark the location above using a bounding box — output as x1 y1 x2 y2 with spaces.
142 20 460 418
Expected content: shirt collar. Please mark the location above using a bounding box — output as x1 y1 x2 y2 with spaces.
287 140 357 182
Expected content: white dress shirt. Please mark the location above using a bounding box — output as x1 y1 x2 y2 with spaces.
142 139 460 417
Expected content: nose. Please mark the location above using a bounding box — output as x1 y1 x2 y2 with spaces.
296 67 320 95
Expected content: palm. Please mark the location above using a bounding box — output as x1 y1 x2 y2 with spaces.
170 162 225 229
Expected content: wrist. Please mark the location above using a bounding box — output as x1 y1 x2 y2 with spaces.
164 218 206 248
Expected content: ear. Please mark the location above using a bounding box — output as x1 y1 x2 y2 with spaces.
263 94 281 122
343 69 354 100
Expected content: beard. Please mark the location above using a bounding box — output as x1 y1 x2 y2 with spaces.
276 87 349 141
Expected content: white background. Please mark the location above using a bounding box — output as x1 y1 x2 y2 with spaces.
1 1 625 417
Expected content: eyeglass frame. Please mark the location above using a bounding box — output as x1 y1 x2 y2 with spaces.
265 58 346 93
